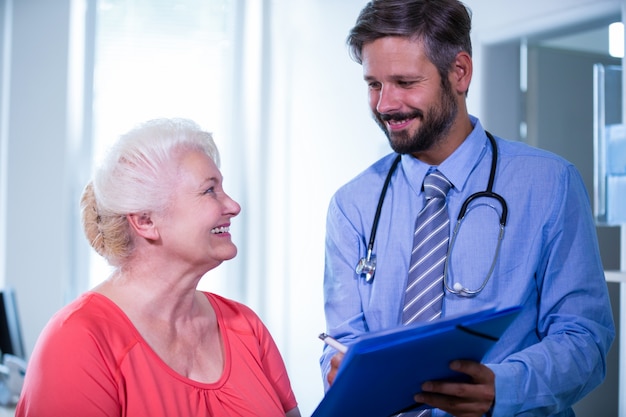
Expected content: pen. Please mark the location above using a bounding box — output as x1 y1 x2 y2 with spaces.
318 332 348 354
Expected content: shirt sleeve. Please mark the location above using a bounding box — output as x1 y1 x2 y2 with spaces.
16 310 121 417
246 306 299 413
319 190 370 390
486 164 615 415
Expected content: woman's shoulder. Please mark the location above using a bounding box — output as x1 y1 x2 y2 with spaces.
36 291 138 356
52 291 128 326
201 292 258 320
200 292 269 336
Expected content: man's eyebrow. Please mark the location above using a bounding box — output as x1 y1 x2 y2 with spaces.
364 74 425 82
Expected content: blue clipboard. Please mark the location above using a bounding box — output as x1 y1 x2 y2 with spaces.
312 305 521 417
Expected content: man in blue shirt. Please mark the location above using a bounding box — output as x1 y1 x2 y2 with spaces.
320 0 615 415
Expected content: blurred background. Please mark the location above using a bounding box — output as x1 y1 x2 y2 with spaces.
0 0 624 415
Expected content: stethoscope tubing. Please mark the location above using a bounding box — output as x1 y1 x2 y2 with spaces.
367 155 401 256
356 131 507 295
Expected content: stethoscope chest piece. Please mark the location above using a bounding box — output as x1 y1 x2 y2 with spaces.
355 252 376 282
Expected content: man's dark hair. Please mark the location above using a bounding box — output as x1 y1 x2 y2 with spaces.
347 0 472 82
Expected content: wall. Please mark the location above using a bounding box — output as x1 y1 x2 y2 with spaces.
0 0 89 358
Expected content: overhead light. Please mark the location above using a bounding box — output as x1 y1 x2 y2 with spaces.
609 22 623 58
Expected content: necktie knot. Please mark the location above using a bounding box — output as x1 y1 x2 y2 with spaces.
423 170 452 200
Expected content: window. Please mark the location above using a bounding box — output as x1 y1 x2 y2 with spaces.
90 0 235 288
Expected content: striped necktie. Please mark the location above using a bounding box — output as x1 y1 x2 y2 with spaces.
402 169 452 325
397 170 452 417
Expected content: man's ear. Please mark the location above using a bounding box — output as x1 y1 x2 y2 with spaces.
450 51 472 95
127 212 160 240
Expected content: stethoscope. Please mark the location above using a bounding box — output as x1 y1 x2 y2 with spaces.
355 132 508 297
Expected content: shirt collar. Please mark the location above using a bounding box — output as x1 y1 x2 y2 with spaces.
400 116 490 195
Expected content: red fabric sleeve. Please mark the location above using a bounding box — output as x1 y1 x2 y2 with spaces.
16 296 125 417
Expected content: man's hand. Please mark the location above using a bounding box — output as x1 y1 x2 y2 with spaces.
413 360 495 417
326 352 345 386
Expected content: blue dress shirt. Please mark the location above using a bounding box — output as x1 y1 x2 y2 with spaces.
321 117 615 416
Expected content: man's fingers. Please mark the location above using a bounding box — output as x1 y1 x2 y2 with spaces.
327 352 345 386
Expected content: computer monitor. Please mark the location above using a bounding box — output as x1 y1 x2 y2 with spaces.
0 288 25 360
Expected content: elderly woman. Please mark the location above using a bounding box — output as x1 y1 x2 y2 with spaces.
16 118 301 417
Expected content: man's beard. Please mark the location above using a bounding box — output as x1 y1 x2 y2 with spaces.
374 82 458 155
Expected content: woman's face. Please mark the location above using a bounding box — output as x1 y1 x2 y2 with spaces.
156 150 241 271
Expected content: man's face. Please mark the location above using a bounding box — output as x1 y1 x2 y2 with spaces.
362 36 457 156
